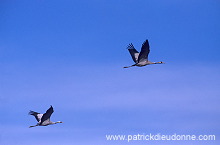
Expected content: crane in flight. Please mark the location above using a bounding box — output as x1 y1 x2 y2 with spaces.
124 39 164 68
29 105 63 128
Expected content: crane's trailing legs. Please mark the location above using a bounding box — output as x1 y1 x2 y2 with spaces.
29 125 38 128
123 64 136 68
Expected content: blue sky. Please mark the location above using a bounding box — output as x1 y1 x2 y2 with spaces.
0 0 220 145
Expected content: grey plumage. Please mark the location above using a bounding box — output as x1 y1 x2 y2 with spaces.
29 106 62 128
124 39 164 68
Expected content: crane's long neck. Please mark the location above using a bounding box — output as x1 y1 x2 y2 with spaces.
154 61 164 64
54 121 63 124
48 121 63 125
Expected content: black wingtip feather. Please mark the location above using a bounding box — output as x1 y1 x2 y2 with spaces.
29 110 40 115
127 43 134 49
142 39 149 46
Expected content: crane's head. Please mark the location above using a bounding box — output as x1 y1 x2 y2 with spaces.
156 61 165 64
55 121 63 124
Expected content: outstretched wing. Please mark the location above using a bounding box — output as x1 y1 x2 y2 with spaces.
138 40 150 62
29 111 43 122
39 106 54 125
127 43 139 63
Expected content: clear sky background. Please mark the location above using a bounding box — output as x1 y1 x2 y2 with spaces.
0 0 220 145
